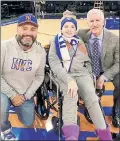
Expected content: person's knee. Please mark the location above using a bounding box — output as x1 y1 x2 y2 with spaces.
20 115 35 127
23 120 34 127
83 88 98 108
86 100 99 110
63 93 78 103
1 93 10 112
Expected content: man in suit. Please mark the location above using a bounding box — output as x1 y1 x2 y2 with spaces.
77 9 119 129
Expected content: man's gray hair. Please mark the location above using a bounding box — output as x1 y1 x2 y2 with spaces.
87 9 104 21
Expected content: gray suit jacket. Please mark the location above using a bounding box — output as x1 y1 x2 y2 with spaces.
77 28 119 80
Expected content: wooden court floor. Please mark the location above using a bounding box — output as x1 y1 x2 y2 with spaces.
1 19 119 140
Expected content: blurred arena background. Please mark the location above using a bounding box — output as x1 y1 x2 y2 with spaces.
1 0 119 140
1 0 119 45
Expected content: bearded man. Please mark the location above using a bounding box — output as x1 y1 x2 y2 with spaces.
1 13 46 140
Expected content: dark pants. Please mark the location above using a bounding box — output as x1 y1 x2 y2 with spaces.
111 73 120 128
112 73 120 115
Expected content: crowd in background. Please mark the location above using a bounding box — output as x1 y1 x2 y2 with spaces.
1 1 120 19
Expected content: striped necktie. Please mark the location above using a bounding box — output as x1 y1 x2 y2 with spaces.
92 38 101 78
